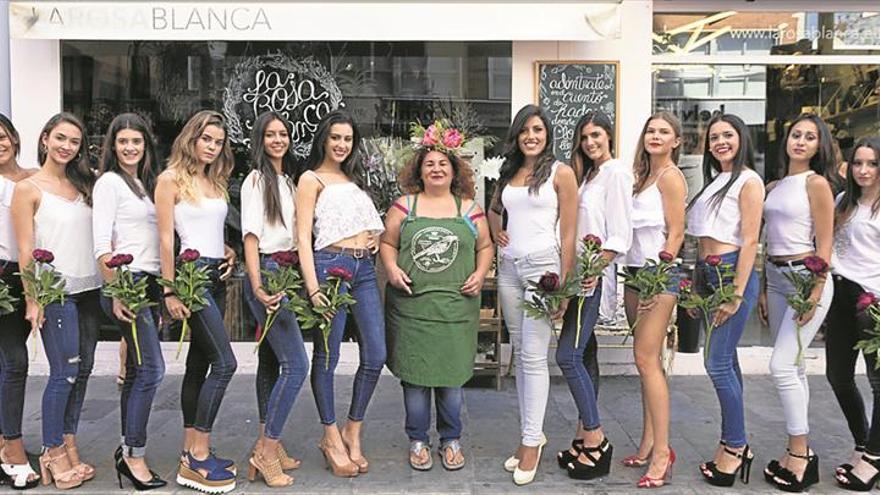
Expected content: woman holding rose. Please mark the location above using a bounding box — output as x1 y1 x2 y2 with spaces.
826 137 880 491
757 114 835 492
381 133 493 471
154 110 238 493
555 111 632 481
296 110 385 477
0 113 39 489
686 113 764 487
621 111 687 488
92 113 167 490
11 112 103 490
489 104 578 486
241 111 307 487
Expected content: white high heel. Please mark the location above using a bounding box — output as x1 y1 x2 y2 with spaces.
513 441 546 486
503 433 547 476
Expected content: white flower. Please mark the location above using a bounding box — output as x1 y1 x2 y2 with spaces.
479 156 504 181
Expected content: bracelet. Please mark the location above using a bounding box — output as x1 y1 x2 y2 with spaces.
162 291 176 299
308 289 320 298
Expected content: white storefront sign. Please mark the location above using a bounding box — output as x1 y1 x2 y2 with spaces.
9 1 621 41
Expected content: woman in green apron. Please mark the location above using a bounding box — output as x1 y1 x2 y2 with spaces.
380 141 493 472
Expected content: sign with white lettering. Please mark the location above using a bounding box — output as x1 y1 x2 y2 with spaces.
535 61 619 162
222 53 343 157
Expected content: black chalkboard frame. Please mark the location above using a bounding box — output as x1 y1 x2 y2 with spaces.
534 60 620 163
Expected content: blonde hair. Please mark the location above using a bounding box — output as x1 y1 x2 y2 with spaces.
167 110 234 202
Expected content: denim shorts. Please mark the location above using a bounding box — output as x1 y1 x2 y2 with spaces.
623 264 684 296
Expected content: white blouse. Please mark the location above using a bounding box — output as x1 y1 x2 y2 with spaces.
92 172 160 274
833 197 880 295
687 169 764 246
240 170 296 254
0 176 17 262
577 158 632 261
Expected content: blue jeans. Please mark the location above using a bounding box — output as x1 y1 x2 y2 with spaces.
244 257 309 440
99 274 165 456
698 250 759 448
311 249 386 425
0 261 29 440
556 284 603 430
402 382 463 444
180 258 237 432
40 289 101 448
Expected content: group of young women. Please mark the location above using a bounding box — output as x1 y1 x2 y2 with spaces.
0 101 878 493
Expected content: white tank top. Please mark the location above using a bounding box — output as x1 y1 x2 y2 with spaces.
29 179 101 294
833 198 880 295
0 176 18 262
626 167 685 266
308 171 384 251
764 171 816 256
174 197 228 259
686 169 764 246
501 162 561 258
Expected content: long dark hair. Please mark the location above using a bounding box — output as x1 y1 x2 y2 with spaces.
38 112 95 206
0 113 21 158
491 104 557 213
687 113 755 213
98 113 161 200
570 111 614 186
299 110 362 185
632 111 682 193
249 111 297 226
779 113 838 188
835 137 880 230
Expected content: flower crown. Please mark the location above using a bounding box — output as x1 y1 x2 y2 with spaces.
409 119 466 155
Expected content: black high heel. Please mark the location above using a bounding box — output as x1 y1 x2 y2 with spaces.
115 456 167 491
772 449 819 492
566 437 613 480
764 447 790 484
837 454 880 492
701 445 753 487
557 439 584 469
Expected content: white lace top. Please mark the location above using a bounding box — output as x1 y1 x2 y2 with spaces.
307 171 384 250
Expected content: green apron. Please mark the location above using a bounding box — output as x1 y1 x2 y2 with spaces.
386 194 480 387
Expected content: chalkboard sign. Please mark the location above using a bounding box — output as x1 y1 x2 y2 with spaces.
535 61 619 162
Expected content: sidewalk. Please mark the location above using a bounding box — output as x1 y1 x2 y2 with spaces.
12 354 866 494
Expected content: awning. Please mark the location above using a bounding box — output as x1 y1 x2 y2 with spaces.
8 1 622 41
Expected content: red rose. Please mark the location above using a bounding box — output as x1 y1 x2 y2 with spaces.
177 249 201 263
32 249 54 264
658 251 674 262
327 266 353 282
857 292 878 313
705 254 722 267
583 234 603 248
537 271 561 293
123 254 134 265
106 253 135 269
270 250 299 268
679 278 693 292
803 256 829 275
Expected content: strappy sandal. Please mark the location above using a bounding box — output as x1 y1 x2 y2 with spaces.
772 449 819 492
566 437 613 480
247 452 293 487
38 449 83 490
439 440 465 471
1 462 40 490
409 441 433 471
64 444 94 482
836 453 880 491
276 443 301 471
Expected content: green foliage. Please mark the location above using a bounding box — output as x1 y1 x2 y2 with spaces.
293 275 357 368
254 265 306 351
103 266 158 365
855 305 880 369
679 262 740 360
158 259 211 359
16 260 66 310
520 275 579 324
0 280 17 315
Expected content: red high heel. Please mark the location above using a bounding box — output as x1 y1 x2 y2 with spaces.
637 448 676 488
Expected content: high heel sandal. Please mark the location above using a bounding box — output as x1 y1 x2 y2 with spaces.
566 437 613 480
317 442 358 478
771 449 818 492
557 439 583 469
64 444 94 482
700 445 753 487
836 454 880 491
637 448 676 488
621 451 651 468
115 455 167 491
838 445 867 475
38 449 83 490
247 452 293 487
340 428 369 473
0 444 40 490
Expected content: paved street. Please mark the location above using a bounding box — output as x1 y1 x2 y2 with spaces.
9 346 868 494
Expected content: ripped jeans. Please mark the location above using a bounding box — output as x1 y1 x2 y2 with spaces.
40 289 101 448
